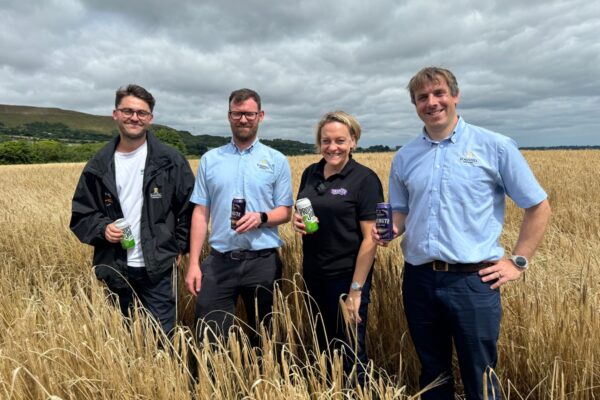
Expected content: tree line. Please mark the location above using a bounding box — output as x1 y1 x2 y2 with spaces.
0 121 400 165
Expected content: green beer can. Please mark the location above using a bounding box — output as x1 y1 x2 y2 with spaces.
296 198 319 234
115 218 135 250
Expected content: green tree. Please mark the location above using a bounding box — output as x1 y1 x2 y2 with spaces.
0 141 34 164
32 140 66 163
153 128 187 154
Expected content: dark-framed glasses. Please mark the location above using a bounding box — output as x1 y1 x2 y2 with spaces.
229 111 260 121
118 108 153 120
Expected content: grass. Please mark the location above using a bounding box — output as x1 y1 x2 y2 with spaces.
0 150 599 399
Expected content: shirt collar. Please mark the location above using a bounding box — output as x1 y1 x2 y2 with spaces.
420 116 464 145
315 154 356 179
228 137 260 154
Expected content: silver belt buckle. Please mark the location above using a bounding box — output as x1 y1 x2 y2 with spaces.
432 260 449 272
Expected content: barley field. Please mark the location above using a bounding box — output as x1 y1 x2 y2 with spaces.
1 150 598 399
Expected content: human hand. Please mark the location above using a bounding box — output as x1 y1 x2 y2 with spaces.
371 224 397 246
292 212 306 235
344 291 362 324
104 222 123 243
479 259 524 290
234 211 262 233
185 262 202 296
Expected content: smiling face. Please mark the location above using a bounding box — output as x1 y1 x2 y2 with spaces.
228 98 264 148
413 75 460 140
112 95 153 142
319 121 356 172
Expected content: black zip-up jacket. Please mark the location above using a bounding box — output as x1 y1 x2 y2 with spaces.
70 132 195 290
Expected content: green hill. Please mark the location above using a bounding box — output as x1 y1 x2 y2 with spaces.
0 104 116 134
0 104 315 158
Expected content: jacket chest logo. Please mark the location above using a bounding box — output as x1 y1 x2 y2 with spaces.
103 192 114 206
150 186 163 199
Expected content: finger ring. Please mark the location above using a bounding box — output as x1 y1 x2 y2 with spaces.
497 272 502 279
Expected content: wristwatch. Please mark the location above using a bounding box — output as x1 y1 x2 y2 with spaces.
510 255 529 270
259 212 268 227
350 281 363 291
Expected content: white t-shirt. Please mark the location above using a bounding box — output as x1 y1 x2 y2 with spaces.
114 141 147 267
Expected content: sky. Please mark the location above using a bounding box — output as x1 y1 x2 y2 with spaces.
1 0 599 148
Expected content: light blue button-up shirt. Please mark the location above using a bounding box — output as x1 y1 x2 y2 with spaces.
389 117 547 264
191 139 293 252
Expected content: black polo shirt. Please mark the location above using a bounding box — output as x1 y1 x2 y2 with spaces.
297 156 384 279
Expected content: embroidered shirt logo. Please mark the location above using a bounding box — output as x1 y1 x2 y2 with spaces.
257 159 272 171
150 186 163 199
460 151 479 165
331 188 348 196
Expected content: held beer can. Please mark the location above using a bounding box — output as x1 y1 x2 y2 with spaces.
375 202 393 241
296 198 319 234
231 197 246 229
114 218 135 250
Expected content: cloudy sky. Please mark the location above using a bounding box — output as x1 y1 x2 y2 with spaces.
1 0 598 147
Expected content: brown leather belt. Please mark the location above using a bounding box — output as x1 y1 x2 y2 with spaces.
210 248 276 261
409 260 492 272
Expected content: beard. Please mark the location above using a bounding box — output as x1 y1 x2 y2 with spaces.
231 124 258 144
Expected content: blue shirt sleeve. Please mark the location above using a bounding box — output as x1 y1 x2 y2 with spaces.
190 156 210 206
389 153 410 214
498 138 547 209
272 154 294 207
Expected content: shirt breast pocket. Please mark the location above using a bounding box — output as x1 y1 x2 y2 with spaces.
448 161 494 202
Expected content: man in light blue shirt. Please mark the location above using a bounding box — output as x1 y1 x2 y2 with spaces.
375 67 551 399
185 88 293 346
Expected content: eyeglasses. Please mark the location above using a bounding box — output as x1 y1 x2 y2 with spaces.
228 111 260 121
117 108 153 120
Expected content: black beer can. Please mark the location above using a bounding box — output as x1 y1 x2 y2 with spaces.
231 197 246 229
376 202 393 241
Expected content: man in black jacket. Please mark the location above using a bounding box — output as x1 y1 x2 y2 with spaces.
70 84 195 335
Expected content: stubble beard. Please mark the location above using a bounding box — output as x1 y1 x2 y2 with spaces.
232 125 258 145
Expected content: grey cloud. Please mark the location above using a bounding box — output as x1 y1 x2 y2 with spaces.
0 0 598 148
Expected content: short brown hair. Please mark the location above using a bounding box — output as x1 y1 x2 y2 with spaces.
407 67 459 105
315 111 361 151
229 88 261 110
115 84 155 111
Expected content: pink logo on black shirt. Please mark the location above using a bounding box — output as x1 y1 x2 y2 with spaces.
331 188 348 196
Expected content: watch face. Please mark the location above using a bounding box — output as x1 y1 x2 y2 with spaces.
350 282 362 291
261 212 268 224
513 256 528 268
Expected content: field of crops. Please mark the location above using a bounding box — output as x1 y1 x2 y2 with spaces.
1 150 598 399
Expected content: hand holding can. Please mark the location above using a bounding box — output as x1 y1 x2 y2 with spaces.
296 198 319 234
375 202 393 241
114 218 135 249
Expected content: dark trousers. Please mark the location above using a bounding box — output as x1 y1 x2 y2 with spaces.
402 262 502 400
195 251 282 347
114 266 177 335
304 273 372 386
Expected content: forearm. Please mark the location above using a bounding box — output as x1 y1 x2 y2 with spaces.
263 205 292 227
392 211 407 238
512 199 551 258
352 221 378 285
189 205 209 268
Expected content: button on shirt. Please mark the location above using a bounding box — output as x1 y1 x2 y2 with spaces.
389 117 547 264
191 139 293 252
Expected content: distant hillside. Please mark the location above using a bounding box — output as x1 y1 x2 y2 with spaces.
0 104 315 156
0 104 116 135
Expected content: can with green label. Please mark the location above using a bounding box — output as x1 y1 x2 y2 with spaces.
296 198 319 234
115 218 135 250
